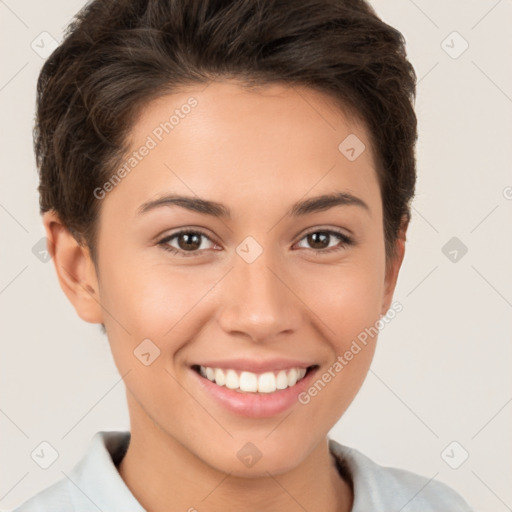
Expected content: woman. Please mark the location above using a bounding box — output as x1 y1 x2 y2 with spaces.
13 0 474 510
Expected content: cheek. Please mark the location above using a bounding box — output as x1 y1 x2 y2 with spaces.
98 252 219 359
333 271 383 340
298 265 384 421
302 254 385 346
315 253 385 409
322 275 382 393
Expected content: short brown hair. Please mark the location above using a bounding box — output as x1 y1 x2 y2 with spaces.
35 0 417 266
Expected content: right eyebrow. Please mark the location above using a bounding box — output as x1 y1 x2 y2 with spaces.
137 194 230 218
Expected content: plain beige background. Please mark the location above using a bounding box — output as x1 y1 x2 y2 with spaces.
1 0 511 510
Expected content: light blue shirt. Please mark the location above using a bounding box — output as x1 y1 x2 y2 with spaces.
10 430 474 511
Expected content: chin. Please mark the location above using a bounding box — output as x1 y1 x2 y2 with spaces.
201 440 310 478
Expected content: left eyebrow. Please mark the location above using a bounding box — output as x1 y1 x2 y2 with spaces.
289 192 370 217
136 191 370 218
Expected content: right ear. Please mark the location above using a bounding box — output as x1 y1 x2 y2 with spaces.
42 211 104 324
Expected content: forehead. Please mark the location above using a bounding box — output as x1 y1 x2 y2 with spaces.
132 79 371 153
104 79 380 219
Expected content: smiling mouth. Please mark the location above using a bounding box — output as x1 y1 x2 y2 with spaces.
191 364 318 394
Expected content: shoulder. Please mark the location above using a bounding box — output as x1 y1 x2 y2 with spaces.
9 477 72 512
9 431 140 512
329 439 474 512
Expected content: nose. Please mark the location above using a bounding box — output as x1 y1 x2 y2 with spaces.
216 246 302 343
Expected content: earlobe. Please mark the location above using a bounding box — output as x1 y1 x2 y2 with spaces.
43 211 104 324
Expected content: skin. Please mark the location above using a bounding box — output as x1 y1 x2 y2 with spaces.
44 79 407 512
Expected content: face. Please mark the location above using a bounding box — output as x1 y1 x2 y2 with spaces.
67 80 403 476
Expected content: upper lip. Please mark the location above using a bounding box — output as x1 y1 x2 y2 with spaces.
192 358 316 373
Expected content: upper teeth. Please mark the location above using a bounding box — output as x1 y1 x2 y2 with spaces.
199 366 308 393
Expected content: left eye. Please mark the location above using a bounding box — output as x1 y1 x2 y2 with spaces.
158 229 353 257
295 230 353 253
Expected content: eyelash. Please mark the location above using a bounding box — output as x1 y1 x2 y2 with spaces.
157 228 354 257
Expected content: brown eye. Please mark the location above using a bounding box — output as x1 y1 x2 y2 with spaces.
176 232 202 251
158 230 215 257
306 232 330 249
296 230 353 253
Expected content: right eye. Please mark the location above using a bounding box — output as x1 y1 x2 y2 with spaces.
157 229 217 257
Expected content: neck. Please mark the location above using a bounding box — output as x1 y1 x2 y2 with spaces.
117 396 353 512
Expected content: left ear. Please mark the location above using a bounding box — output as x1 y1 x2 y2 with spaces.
381 216 408 316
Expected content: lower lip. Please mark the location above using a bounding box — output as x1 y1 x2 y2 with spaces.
191 366 318 418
